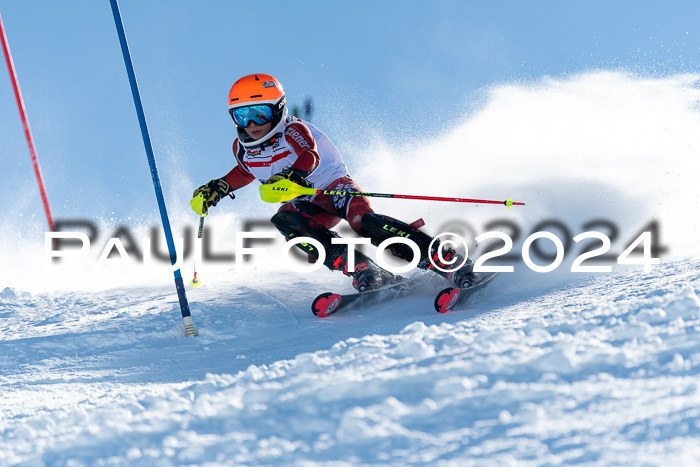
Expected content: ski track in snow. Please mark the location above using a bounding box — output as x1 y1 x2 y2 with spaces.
1 259 700 466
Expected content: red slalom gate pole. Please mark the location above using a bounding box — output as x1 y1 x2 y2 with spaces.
0 11 54 231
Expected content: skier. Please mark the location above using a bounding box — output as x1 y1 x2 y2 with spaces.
192 73 475 292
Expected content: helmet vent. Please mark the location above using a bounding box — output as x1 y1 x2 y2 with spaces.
250 94 262 98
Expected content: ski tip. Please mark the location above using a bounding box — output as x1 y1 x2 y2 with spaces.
434 287 460 314
312 293 342 317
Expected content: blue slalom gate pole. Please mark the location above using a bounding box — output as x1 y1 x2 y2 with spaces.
109 0 196 336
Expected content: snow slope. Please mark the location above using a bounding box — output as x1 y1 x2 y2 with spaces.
2 72 700 465
1 258 699 466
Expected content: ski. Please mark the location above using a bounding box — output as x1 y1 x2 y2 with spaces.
433 272 499 314
312 271 499 317
312 276 424 317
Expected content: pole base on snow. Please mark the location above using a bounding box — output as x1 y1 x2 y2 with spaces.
183 316 198 336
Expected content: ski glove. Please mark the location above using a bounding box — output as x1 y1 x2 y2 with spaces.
264 167 312 188
191 178 234 216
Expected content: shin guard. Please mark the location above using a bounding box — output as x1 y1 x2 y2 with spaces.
358 213 434 262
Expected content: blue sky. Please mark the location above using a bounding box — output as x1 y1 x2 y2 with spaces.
1 1 698 231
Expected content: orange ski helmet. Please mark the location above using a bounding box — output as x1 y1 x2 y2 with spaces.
228 73 287 146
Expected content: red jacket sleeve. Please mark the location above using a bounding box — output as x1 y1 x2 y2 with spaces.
285 122 320 176
223 140 256 190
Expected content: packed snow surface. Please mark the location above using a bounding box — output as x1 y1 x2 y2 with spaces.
2 258 700 466
2 72 700 465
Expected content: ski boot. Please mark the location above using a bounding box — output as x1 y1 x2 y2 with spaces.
325 242 395 292
420 244 476 289
271 210 394 292
351 259 395 292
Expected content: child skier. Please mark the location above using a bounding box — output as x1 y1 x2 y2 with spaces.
192 73 475 292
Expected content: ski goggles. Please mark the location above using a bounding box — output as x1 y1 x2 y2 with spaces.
229 104 274 127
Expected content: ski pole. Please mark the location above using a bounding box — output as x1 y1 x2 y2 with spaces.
190 216 204 288
259 179 526 208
